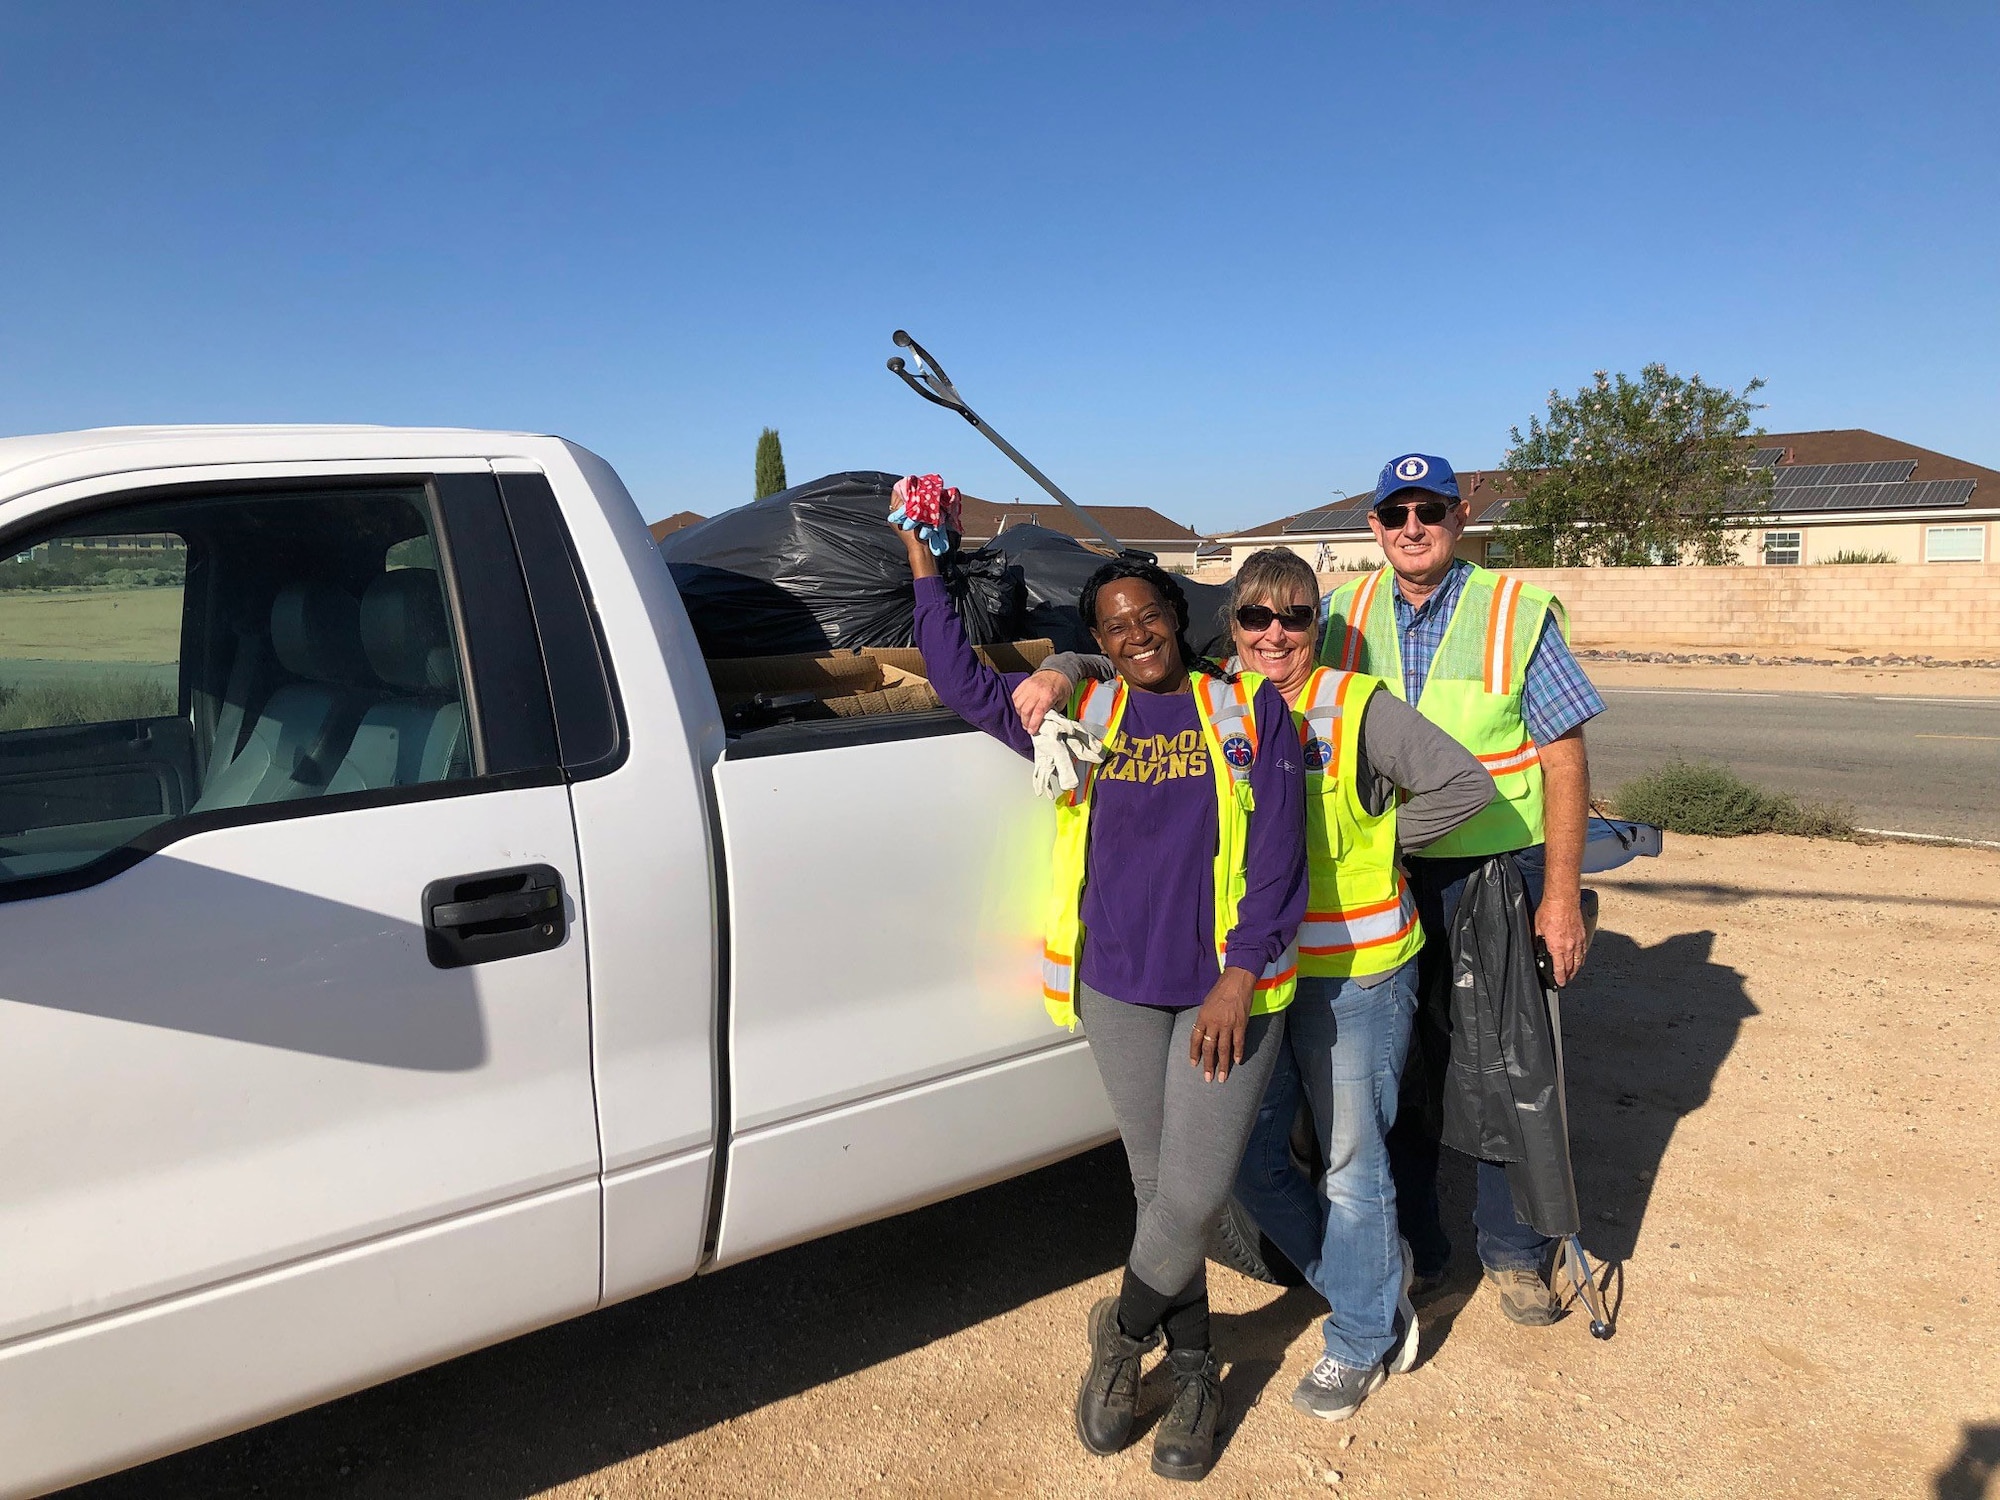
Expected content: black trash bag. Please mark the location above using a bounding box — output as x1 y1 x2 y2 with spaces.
1440 854 1582 1239
659 471 1024 655
981 524 1232 660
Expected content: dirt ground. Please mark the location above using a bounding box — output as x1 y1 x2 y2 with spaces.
73 836 1999 1500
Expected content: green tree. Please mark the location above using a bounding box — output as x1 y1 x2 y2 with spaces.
754 427 788 500
1499 365 1772 566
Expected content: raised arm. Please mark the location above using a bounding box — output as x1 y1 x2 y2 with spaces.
895 498 1035 759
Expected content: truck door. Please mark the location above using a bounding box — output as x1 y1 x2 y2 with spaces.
709 720 1117 1268
0 470 599 1495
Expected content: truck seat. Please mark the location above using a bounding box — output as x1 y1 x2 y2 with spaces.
326 570 468 794
193 583 372 811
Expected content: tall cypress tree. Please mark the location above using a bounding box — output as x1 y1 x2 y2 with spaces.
754 427 788 500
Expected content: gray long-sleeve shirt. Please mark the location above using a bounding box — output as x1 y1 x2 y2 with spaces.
1039 651 1494 853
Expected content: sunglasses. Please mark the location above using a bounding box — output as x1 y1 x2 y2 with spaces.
1373 498 1454 528
1234 603 1318 633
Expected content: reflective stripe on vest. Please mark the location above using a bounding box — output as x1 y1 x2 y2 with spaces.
1297 663 1346 778
1477 739 1541 777
1298 889 1419 957
1337 568 1387 672
1062 676 1126 809
1193 673 1259 779
1290 665 1424 978
1484 575 1525 695
1041 944 1071 1007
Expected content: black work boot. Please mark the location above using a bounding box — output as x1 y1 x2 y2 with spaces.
1074 1295 1159 1455
1150 1346 1224 1481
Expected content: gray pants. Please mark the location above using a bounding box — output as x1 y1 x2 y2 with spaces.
1078 984 1287 1298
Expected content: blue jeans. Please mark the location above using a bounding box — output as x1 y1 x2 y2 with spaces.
1387 850 1555 1278
1233 965 1418 1369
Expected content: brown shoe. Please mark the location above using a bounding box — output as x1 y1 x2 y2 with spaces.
1484 1266 1559 1326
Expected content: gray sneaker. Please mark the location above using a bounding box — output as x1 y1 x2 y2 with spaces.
1292 1355 1387 1421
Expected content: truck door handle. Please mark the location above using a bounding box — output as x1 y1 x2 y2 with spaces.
421 864 567 969
430 885 560 928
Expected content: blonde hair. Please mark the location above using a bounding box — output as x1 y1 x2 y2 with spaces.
1230 547 1320 610
1228 547 1323 654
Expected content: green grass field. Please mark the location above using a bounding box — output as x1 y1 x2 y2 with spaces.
0 586 182 664
0 586 184 731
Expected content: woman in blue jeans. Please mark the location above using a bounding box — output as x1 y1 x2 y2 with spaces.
1018 547 1492 1420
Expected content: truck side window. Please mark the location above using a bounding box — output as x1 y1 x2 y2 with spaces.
0 484 477 896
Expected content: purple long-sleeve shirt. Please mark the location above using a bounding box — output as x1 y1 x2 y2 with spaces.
913 576 1306 1009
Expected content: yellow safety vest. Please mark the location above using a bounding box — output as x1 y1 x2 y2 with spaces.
1291 665 1424 979
1324 564 1559 859
1040 671 1300 1030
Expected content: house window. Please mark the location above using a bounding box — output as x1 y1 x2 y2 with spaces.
1924 526 1985 563
1762 530 1802 566
1483 538 1514 567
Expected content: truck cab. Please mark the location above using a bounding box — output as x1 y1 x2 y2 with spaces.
0 427 1112 1498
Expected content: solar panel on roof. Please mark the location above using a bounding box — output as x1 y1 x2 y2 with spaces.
1902 478 1976 506
1772 459 1920 488
1748 448 1786 468
1767 479 1973 513
1281 504 1373 535
1862 460 1919 483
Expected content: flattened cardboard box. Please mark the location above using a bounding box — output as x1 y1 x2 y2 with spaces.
707 640 1055 719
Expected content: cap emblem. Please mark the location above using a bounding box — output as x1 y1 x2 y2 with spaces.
1395 456 1430 481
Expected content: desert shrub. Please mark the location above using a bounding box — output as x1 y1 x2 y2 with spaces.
1822 549 1899 565
0 676 176 732
1773 798 1860 839
0 550 185 590
1613 757 1854 839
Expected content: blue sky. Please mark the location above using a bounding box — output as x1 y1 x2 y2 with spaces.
3 3 1995 531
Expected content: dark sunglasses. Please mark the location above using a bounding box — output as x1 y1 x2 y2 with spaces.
1373 498 1453 528
1234 603 1318 633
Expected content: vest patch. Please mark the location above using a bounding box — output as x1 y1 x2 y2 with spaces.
1221 734 1254 770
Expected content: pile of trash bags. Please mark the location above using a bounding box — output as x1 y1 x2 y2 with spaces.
660 471 1230 659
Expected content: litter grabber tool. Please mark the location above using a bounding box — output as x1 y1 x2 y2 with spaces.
1536 890 1615 1341
886 329 1139 560
1030 710 1106 800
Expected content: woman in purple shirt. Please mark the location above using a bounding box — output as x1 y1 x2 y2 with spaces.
894 495 1304 1483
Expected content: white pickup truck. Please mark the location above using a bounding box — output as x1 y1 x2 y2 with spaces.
0 427 1120 1497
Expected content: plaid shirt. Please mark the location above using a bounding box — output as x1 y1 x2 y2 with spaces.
1334 560 1605 745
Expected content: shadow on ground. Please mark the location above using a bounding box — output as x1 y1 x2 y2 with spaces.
1562 927 1758 1267
1936 1424 2000 1499
1410 921 1757 1348
67 1147 1145 1500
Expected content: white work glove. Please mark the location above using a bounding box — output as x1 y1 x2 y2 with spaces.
1031 710 1105 800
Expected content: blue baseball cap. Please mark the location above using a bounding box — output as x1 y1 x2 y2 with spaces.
1372 453 1460 506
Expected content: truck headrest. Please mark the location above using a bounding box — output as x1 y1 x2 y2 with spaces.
360 570 456 693
269 582 370 685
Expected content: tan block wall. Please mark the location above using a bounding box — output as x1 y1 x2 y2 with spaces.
1486 563 2000 654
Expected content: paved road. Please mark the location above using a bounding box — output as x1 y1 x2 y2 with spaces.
1588 687 2000 842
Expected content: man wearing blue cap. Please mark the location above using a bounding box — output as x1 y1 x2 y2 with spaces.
1322 453 1605 1327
